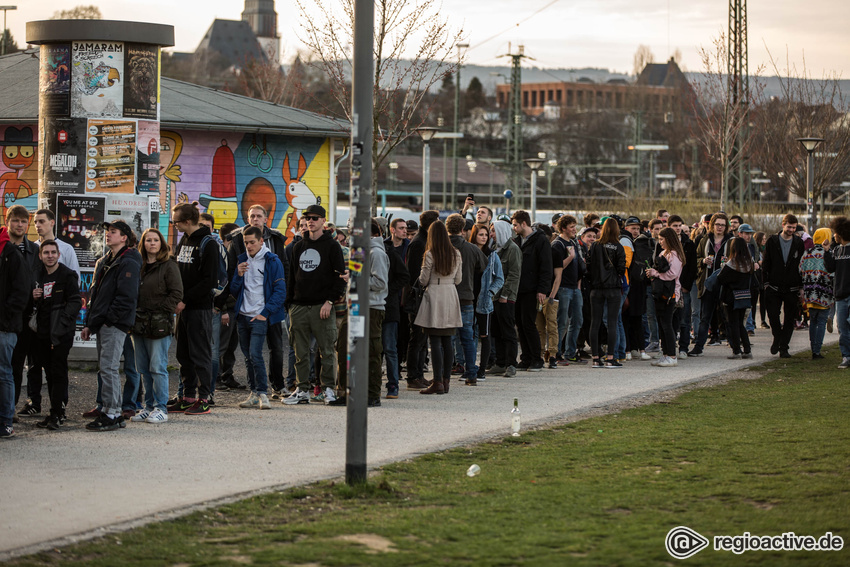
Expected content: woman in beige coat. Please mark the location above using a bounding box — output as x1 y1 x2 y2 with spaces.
414 220 463 394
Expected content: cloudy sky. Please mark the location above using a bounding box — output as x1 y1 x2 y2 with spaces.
14 0 850 77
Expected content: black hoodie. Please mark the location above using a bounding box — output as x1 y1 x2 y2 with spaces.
286 230 346 306
175 224 218 310
86 245 142 334
513 228 553 295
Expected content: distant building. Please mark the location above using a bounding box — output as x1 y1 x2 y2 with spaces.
496 58 691 118
173 0 281 69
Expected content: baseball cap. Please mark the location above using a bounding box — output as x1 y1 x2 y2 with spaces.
624 216 641 227
737 223 755 233
303 204 326 218
406 219 418 231
102 220 136 244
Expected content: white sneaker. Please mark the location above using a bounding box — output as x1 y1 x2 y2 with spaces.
640 352 652 361
679 350 689 359
645 342 660 353
626 352 633 361
145 408 168 424
839 357 850 369
651 356 664 367
239 392 260 408
658 356 678 367
323 387 337 405
283 389 311 405
258 393 272 410
130 409 151 422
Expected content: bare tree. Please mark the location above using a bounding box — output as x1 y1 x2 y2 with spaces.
633 45 654 78
52 5 103 19
752 50 850 218
690 34 762 209
297 0 465 194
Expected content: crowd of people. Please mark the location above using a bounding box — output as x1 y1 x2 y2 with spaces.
2 199 850 438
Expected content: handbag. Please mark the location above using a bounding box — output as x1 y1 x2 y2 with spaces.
732 275 753 310
651 277 675 302
403 281 425 316
704 268 722 293
132 310 174 339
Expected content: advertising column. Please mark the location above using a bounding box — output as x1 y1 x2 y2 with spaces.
28 20 174 346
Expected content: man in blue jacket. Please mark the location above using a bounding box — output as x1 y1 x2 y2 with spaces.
230 226 287 409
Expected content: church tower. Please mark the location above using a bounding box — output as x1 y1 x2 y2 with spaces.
242 0 280 62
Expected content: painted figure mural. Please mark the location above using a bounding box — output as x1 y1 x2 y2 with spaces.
0 126 39 220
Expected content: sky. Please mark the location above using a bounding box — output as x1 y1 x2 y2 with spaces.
11 0 850 78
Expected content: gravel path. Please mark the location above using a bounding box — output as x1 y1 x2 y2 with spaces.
0 329 833 559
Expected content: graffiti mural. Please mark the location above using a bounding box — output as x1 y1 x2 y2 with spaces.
159 130 330 244
0 125 39 220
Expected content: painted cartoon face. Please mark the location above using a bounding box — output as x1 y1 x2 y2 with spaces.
3 145 35 170
287 180 318 209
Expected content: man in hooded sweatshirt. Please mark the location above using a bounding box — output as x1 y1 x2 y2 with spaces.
230 226 287 410
490 218 522 377
367 220 389 406
168 203 219 415
284 205 346 405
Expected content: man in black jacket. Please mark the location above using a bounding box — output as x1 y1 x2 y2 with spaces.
168 204 219 415
404 210 439 389
511 210 553 371
0 224 30 438
32 240 81 430
669 215 697 355
382 236 409 399
763 214 805 357
81 221 142 431
228 205 287 396
5 205 42 417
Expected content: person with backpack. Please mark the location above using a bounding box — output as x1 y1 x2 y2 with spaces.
800 228 834 360
716 237 756 359
230 226 287 410
167 203 219 415
645 228 685 367
587 218 626 369
688 213 732 357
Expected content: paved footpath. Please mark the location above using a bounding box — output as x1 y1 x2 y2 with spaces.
0 331 832 559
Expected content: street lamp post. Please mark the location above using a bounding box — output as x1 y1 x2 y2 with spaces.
416 127 440 211
452 43 469 208
388 161 398 193
524 157 545 223
0 5 16 56
797 136 824 234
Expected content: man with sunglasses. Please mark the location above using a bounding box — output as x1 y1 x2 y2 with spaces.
284 205 346 405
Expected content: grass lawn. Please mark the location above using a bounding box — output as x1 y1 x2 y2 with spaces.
11 351 850 566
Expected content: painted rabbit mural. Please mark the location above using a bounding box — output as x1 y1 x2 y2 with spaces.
282 153 321 242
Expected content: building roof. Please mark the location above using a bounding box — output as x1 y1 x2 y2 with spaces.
196 18 267 66
637 58 687 88
0 50 349 138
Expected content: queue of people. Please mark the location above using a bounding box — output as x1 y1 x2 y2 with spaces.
2 200 850 439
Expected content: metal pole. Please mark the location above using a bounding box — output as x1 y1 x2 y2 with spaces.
530 169 537 224
423 141 431 211
2 9 6 56
807 149 815 234
345 0 374 486
452 44 466 209
649 152 656 200
441 138 447 209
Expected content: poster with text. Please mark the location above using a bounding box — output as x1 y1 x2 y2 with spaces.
105 193 150 239
86 119 136 193
39 44 71 117
74 270 96 348
42 117 86 194
124 44 159 120
57 194 106 269
71 41 124 118
136 120 160 192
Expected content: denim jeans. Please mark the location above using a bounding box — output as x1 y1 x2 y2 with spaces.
558 287 584 358
97 325 129 416
690 286 701 339
809 307 830 356
458 304 477 378
0 331 18 427
382 320 400 390
118 333 140 411
602 293 626 359
645 286 659 344
677 290 692 352
237 314 270 394
837 297 850 358
133 334 172 411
